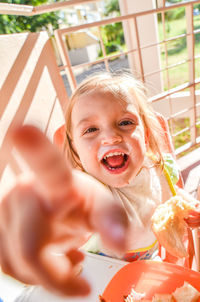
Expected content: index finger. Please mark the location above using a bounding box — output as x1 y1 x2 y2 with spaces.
11 125 75 210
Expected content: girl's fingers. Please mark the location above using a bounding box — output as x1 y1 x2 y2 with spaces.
0 232 14 277
93 203 129 253
43 274 91 296
72 171 130 254
38 247 90 296
66 249 85 266
10 125 80 212
57 275 90 296
0 184 89 296
0 186 44 285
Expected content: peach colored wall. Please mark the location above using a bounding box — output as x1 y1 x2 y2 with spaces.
0 31 68 198
119 0 163 95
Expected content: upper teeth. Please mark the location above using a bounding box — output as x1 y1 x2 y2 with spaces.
103 152 124 160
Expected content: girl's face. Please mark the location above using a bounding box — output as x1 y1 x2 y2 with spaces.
71 92 147 188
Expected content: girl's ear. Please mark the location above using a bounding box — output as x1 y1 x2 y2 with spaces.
54 125 66 150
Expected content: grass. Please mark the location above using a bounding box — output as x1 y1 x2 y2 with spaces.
158 13 200 89
169 117 200 157
102 14 200 88
157 13 200 152
99 13 200 153
171 118 191 150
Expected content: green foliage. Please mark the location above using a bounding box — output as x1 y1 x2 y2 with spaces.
99 22 124 56
0 0 61 34
100 0 124 55
104 0 120 17
102 23 124 44
98 41 118 56
172 7 185 19
1 0 51 4
172 118 190 149
158 7 185 22
166 0 182 3
195 4 200 11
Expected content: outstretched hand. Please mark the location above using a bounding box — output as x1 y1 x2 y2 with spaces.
0 125 129 297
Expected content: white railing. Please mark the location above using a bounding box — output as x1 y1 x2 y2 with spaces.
1 0 200 156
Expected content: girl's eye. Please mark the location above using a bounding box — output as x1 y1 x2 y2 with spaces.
84 127 98 134
119 120 134 126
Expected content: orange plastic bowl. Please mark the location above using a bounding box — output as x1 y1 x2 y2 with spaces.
102 260 200 302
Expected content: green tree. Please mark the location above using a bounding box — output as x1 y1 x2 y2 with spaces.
100 0 124 55
0 0 62 34
166 0 182 3
167 0 184 4
104 0 120 17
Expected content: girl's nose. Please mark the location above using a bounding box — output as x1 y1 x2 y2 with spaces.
101 134 122 145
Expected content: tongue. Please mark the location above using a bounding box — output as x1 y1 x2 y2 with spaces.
106 155 124 168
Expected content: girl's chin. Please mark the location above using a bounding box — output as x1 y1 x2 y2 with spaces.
102 169 140 188
103 176 134 188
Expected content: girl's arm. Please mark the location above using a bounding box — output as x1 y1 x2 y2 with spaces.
0 125 129 297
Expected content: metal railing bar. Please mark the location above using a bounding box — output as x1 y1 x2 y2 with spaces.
149 82 192 103
58 32 190 73
150 80 200 104
172 127 190 137
58 36 191 79
144 59 189 78
58 49 134 71
168 107 195 120
49 1 200 35
132 33 189 53
97 26 109 71
175 141 193 155
195 76 200 83
0 0 102 16
34 0 101 15
54 30 77 91
132 17 145 82
186 4 197 143
161 9 174 137
0 2 33 16
172 121 197 137
57 31 197 75
58 47 189 79
194 28 200 34
1 0 200 17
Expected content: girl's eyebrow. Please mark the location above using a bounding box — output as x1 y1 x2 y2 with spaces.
126 104 139 115
123 111 139 119
76 112 138 128
76 116 98 128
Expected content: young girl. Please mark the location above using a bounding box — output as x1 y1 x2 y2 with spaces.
0 72 200 297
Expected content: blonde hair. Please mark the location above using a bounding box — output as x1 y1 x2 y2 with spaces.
64 71 165 169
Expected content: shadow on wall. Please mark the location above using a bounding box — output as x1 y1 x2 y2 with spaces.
0 31 68 198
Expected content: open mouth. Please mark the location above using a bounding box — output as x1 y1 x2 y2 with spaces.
101 151 129 173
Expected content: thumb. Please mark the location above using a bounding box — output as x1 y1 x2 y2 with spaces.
71 171 130 255
91 202 129 253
